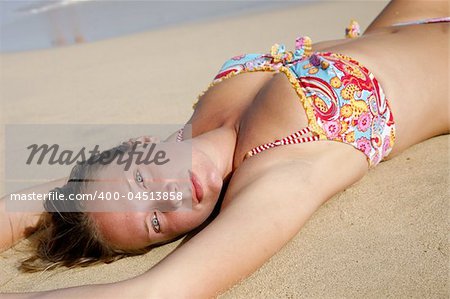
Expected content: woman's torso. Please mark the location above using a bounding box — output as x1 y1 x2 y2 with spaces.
188 22 449 171
322 23 449 154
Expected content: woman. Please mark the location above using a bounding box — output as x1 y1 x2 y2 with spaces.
1 0 448 297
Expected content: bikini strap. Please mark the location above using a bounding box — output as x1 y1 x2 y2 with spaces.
176 127 184 142
393 16 450 27
245 127 319 158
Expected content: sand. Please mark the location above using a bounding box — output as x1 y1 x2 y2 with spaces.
1 0 448 297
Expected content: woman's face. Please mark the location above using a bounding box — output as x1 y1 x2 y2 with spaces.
85 141 223 250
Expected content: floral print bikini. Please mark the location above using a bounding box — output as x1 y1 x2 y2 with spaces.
183 17 450 168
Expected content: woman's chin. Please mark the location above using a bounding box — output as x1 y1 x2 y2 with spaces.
208 169 223 194
192 152 223 197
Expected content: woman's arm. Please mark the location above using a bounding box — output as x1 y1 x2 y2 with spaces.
0 177 67 252
3 143 367 298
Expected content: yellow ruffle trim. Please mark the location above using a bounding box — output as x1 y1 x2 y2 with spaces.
192 65 327 140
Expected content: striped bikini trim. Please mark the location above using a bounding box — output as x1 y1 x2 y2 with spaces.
245 127 320 158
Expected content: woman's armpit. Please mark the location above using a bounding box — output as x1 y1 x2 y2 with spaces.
222 140 368 211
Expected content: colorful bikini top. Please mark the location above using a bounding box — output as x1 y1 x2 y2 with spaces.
178 17 449 166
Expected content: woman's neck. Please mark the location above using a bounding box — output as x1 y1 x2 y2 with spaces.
191 126 237 180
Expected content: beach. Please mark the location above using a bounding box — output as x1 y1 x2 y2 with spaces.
0 0 448 297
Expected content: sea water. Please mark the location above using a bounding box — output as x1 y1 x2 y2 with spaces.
0 0 302 53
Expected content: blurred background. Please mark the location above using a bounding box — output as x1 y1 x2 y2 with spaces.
0 0 300 53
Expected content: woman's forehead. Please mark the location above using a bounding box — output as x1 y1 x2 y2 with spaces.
90 211 149 250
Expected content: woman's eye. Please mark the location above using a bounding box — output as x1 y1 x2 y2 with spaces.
151 212 161 233
136 171 144 184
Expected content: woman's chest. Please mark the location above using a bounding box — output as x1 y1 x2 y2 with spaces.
233 72 310 167
190 71 311 169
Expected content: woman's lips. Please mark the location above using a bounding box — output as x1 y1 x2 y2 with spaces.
189 170 204 204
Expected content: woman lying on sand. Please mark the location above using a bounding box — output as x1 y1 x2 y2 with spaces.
1 0 448 297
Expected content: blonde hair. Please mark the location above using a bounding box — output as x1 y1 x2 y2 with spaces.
20 143 147 272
